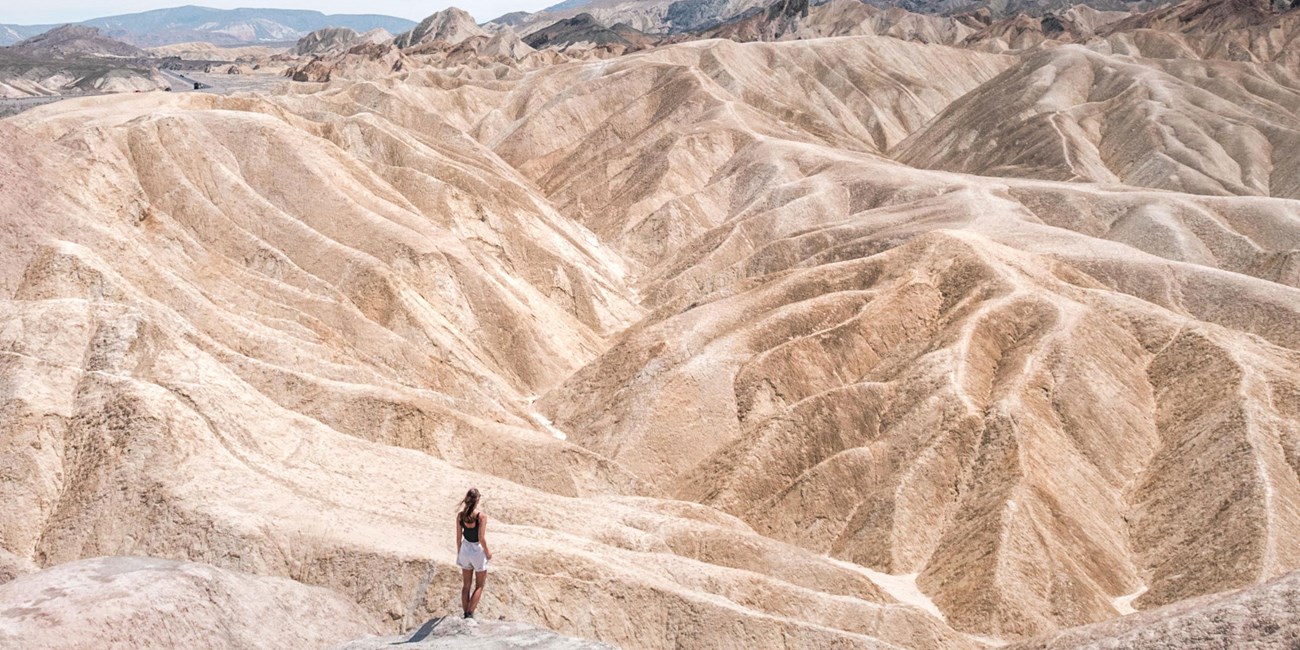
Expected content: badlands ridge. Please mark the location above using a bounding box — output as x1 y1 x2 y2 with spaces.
2 0 1300 647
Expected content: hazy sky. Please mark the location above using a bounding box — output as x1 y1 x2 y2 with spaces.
0 1 555 25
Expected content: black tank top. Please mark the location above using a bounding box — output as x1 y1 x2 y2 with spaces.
461 513 479 543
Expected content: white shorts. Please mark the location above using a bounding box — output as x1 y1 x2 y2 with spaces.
457 540 489 572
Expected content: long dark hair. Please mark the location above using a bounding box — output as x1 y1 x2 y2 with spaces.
458 488 480 526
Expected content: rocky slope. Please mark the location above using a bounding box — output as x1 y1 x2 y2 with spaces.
894 43 1300 199
7 24 146 59
0 26 166 98
1100 0 1300 61
0 557 378 649
394 8 489 48
957 5 1130 50
1013 569 1300 648
0 78 972 648
291 27 393 57
146 42 289 62
523 13 642 49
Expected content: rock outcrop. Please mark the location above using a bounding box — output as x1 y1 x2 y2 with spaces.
394 8 489 48
291 27 362 56
523 14 638 50
0 557 378 649
339 618 615 649
479 29 537 59
1013 569 1300 649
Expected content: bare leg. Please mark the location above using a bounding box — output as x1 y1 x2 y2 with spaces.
468 571 488 615
460 569 473 615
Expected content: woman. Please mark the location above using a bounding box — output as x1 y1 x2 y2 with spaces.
455 488 492 619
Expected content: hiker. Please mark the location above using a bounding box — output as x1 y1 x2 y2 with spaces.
455 488 491 619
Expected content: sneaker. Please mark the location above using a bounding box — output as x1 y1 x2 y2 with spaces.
463 612 471 619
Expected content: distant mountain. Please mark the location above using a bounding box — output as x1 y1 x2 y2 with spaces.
488 0 776 34
859 0 1160 17
489 11 532 27
488 0 1161 34
0 6 417 47
694 0 980 43
7 25 147 59
0 24 56 46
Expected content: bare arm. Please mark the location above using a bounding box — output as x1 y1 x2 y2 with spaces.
479 513 492 560
455 512 461 554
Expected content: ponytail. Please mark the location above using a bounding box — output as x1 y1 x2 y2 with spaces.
459 488 480 526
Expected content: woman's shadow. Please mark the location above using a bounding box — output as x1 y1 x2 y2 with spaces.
391 617 443 645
